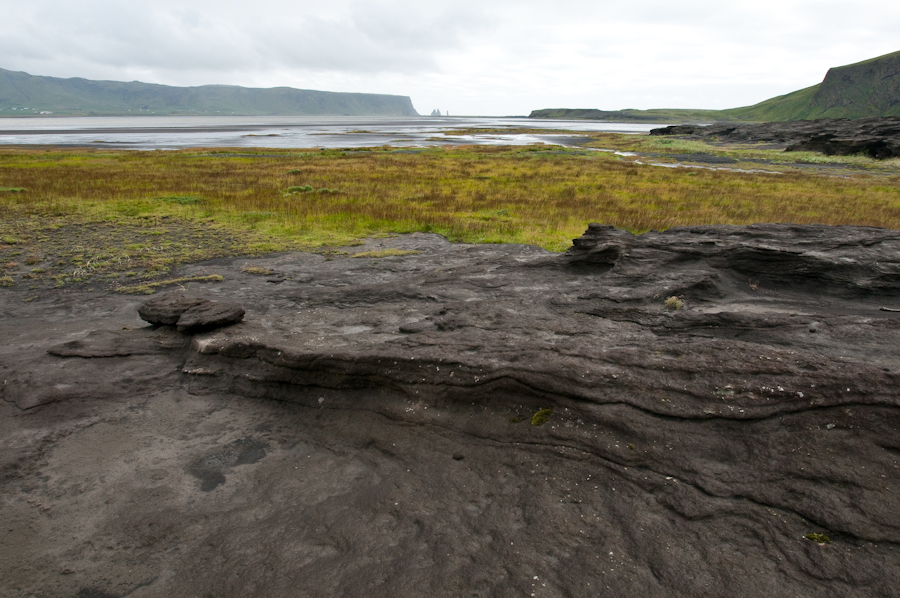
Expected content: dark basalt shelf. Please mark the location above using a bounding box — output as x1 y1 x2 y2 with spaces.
2 224 899 597
651 117 900 159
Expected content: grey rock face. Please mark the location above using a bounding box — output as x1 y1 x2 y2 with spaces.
2 227 899 597
650 116 900 158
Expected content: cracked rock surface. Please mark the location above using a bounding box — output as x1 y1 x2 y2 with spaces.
1 226 899 597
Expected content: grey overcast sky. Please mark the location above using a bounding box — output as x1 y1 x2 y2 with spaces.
1 0 898 116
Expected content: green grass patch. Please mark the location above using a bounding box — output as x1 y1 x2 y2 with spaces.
1 187 26 193
154 195 202 205
115 274 224 295
351 249 421 259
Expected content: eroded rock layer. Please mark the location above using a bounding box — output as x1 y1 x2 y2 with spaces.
1 225 899 598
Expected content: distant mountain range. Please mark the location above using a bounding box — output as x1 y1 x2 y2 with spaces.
531 50 900 123
0 68 419 117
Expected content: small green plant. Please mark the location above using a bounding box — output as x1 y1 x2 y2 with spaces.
664 296 684 310
509 416 523 424
0 275 14 287
0 187 26 193
351 249 420 259
531 408 552 426
805 533 831 544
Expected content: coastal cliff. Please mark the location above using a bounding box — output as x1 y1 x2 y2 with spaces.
0 68 419 117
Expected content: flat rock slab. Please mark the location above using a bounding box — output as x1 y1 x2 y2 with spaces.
1 226 899 598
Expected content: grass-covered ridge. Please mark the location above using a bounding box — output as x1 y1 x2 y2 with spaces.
1 142 898 291
531 50 900 122
0 67 418 117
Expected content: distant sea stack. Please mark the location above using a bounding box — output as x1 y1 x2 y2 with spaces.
0 68 419 117
529 50 900 123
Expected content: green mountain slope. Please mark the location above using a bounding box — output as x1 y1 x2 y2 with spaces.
531 50 900 123
0 68 419 117
720 84 821 121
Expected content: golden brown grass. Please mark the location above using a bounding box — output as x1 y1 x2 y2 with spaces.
0 144 898 289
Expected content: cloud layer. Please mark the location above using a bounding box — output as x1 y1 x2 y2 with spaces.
1 0 898 115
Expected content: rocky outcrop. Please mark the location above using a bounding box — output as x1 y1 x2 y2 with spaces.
650 117 900 158
138 292 244 332
1 227 899 597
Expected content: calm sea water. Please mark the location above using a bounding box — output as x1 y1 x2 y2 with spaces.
0 115 658 150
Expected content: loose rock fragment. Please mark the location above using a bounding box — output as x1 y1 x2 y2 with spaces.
138 293 209 326
138 292 244 332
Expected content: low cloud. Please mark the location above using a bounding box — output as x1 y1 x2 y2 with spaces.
0 0 489 79
1 0 898 115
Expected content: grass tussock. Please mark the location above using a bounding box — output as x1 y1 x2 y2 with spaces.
664 296 685 310
0 143 898 290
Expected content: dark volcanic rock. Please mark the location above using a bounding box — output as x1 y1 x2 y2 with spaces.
138 292 209 326
2 227 900 597
650 116 900 158
175 301 244 332
567 222 900 295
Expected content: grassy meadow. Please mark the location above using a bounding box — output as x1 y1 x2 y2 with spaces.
1 138 899 292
